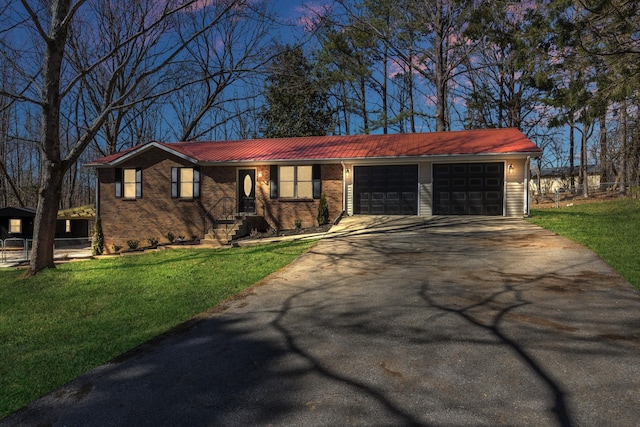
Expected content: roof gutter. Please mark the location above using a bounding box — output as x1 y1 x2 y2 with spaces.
524 156 531 217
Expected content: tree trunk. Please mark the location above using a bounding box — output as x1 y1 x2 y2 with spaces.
359 75 368 134
569 116 575 191
620 99 627 194
408 34 416 133
382 38 388 134
27 0 72 276
434 0 447 132
633 110 640 197
536 157 542 199
598 114 608 189
29 163 65 273
581 123 589 198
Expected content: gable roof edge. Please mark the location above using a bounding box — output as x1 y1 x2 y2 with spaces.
87 141 199 167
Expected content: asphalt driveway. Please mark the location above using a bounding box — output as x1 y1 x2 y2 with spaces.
3 216 640 426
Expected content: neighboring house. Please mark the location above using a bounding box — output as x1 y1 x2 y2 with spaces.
0 206 94 242
0 207 36 241
87 128 542 251
55 205 95 245
530 165 601 194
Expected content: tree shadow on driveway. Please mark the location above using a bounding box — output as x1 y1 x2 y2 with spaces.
3 216 640 426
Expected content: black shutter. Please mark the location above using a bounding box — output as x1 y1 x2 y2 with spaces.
171 168 178 198
135 168 142 198
270 165 278 199
115 168 123 198
312 164 321 199
193 167 200 198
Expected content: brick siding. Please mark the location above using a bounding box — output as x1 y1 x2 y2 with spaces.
98 148 344 251
255 163 343 231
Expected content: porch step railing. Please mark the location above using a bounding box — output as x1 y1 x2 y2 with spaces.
203 196 243 244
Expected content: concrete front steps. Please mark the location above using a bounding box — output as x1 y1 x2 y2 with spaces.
204 215 270 245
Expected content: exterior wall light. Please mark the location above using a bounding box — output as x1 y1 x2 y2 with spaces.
345 168 350 177
508 163 514 174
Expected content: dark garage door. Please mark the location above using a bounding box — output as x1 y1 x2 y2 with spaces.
433 163 504 215
354 165 418 215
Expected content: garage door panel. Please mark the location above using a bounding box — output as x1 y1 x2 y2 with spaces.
485 164 502 174
486 191 501 201
436 165 451 176
468 164 483 174
401 193 416 215
469 204 484 215
469 178 483 187
469 191 483 201
452 204 467 214
354 165 418 215
452 165 467 175
485 177 501 187
452 178 467 188
485 203 502 215
433 163 504 216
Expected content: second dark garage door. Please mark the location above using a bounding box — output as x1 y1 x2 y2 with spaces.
433 163 504 215
354 165 418 215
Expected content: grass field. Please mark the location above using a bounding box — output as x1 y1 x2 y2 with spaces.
528 198 640 289
0 240 315 419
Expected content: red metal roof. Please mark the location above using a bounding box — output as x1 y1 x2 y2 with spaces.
87 128 541 166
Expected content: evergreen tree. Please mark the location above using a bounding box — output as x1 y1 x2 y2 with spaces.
317 193 329 226
260 46 333 138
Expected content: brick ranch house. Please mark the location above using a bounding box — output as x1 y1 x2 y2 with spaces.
87 128 542 251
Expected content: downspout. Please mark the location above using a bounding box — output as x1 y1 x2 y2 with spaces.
94 169 100 218
340 161 347 214
92 168 100 246
524 156 531 217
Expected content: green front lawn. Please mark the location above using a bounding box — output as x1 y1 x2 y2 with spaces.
528 199 640 289
0 240 315 419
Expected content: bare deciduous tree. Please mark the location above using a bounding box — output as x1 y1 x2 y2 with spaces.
0 0 263 275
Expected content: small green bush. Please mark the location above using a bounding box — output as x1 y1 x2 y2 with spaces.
294 219 302 229
148 237 159 247
317 193 329 226
165 232 175 243
126 240 139 250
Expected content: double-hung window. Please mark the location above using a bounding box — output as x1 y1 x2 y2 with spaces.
171 167 200 199
272 165 321 199
279 165 313 199
9 219 21 234
115 168 142 199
